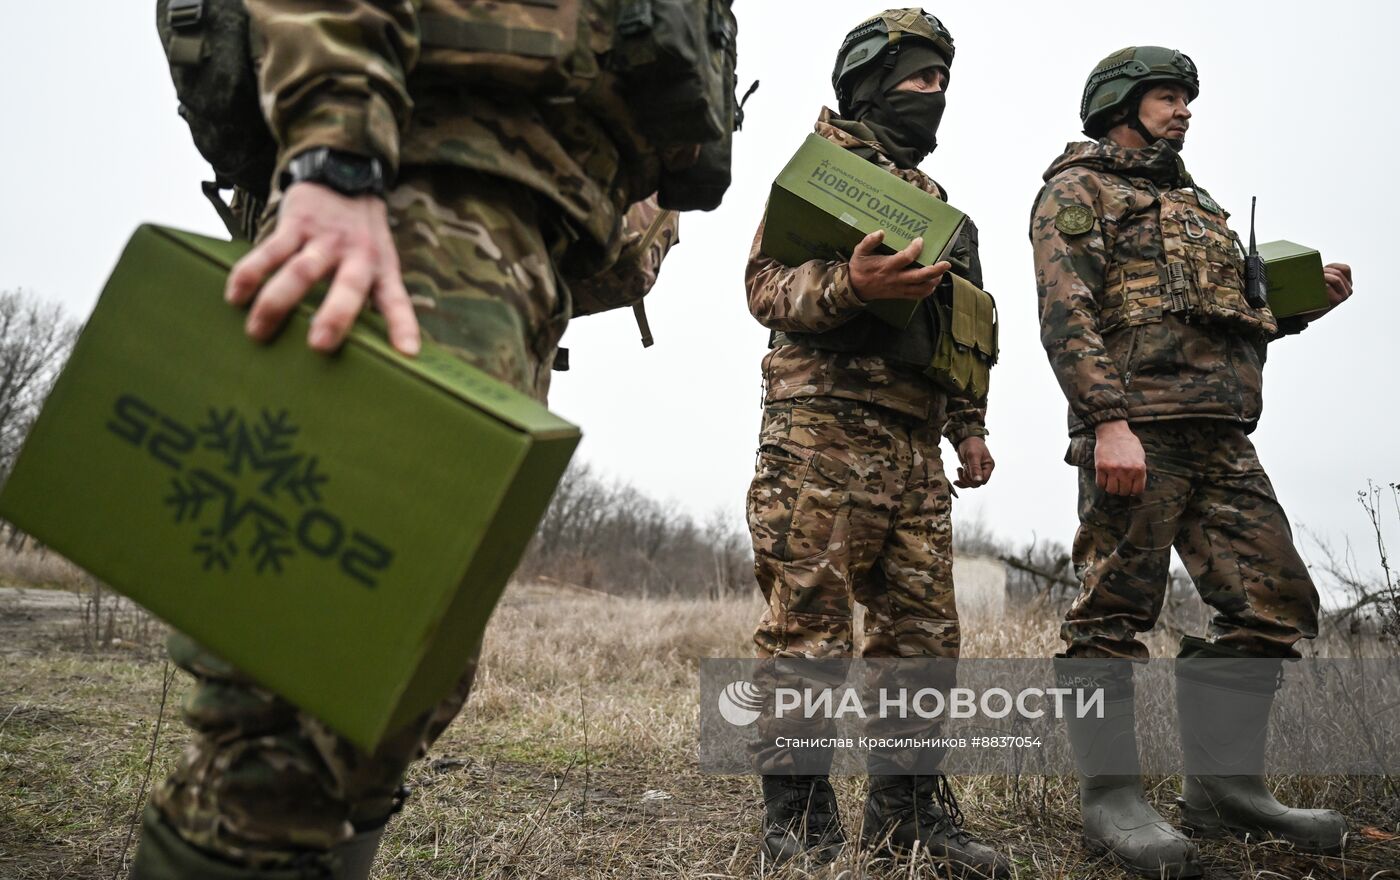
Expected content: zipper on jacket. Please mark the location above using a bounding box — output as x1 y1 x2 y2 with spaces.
1122 326 1141 387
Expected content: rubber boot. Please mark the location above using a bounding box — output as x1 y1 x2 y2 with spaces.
1176 637 1348 854
331 822 386 880
130 804 386 880
858 774 1009 878
759 774 845 865
1056 657 1201 878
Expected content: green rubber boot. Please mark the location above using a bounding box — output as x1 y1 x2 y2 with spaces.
1176 637 1348 854
129 804 385 880
1057 658 1202 879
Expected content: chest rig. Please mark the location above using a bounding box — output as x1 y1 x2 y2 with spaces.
1103 180 1277 338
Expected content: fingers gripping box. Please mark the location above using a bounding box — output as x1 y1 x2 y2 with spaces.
0 225 579 750
760 133 968 328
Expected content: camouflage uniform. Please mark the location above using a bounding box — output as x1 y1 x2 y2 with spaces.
1030 139 1320 661
747 108 987 665
146 0 679 870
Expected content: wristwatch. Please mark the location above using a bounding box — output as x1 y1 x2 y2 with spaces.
281 147 387 198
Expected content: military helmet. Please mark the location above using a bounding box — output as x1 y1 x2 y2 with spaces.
1080 46 1199 137
832 9 955 110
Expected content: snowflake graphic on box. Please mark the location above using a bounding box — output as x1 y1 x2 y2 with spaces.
164 408 328 573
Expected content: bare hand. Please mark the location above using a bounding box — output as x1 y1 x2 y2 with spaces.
1322 262 1353 308
1094 420 1147 496
849 229 950 302
225 182 420 356
954 437 995 488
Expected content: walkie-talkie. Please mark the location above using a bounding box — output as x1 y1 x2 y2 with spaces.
1243 196 1269 308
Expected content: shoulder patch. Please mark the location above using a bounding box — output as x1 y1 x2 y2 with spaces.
1195 190 1224 216
1055 204 1096 236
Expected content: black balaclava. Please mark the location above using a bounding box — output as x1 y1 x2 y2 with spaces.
846 43 949 169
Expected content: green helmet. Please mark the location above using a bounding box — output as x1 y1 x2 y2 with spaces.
1080 46 1199 137
832 9 955 112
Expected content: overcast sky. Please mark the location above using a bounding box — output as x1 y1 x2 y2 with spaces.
1 1 1395 590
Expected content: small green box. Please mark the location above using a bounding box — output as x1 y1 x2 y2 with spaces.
761 133 968 328
1259 239 1328 318
0 225 579 750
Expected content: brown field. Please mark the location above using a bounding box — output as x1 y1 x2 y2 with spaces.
1 553 1398 880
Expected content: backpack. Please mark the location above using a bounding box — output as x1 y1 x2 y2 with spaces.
155 0 744 231
567 197 679 350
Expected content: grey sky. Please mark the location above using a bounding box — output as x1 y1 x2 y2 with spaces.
1 2 1395 584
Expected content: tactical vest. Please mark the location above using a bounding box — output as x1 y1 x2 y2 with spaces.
1101 182 1278 337
774 268 998 403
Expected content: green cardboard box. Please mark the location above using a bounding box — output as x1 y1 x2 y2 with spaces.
1259 239 1328 318
0 225 579 750
761 133 968 328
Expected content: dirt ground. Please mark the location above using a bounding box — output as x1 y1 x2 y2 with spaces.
2 581 1398 879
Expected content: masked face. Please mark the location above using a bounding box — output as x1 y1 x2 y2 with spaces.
847 46 951 168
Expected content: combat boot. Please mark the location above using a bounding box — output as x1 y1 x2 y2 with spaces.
1176 637 1347 854
759 774 846 865
130 804 385 880
1057 657 1201 878
858 774 1009 878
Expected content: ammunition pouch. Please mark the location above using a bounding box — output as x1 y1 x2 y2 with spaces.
773 275 999 404
926 275 998 403
612 0 741 211
1101 190 1277 338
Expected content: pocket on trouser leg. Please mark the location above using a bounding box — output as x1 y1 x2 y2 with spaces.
747 440 851 564
389 170 557 398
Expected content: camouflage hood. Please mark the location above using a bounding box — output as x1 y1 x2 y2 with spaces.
1042 139 1191 188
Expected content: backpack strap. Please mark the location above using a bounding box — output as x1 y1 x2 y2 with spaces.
201 180 242 240
164 0 208 65
632 302 654 348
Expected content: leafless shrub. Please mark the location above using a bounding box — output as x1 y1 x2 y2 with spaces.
0 288 78 476
520 462 751 599
0 532 85 588
1309 480 1400 652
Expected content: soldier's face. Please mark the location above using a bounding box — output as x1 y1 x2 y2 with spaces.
893 66 948 94
1138 84 1193 147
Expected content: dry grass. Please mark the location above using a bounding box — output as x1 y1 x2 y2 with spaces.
2 577 1398 879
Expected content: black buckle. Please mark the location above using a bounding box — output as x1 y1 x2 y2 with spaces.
168 0 203 30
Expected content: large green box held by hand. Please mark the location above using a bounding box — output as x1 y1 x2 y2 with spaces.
1258 239 1329 318
0 225 579 750
761 133 968 328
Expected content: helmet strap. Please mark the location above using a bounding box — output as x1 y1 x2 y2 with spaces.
1123 86 1159 147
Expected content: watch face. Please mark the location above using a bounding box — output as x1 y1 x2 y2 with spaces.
327 155 375 190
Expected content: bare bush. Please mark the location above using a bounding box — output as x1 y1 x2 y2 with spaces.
520 462 751 599
0 288 78 476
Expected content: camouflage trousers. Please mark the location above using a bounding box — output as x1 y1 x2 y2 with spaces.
1062 420 1320 661
150 167 567 867
746 397 962 774
747 397 961 661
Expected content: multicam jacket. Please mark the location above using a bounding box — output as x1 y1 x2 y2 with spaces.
1030 139 1296 437
747 108 988 445
245 0 664 273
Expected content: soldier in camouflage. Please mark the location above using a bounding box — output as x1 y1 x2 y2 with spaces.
132 3 697 879
744 10 1007 877
1031 46 1355 878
